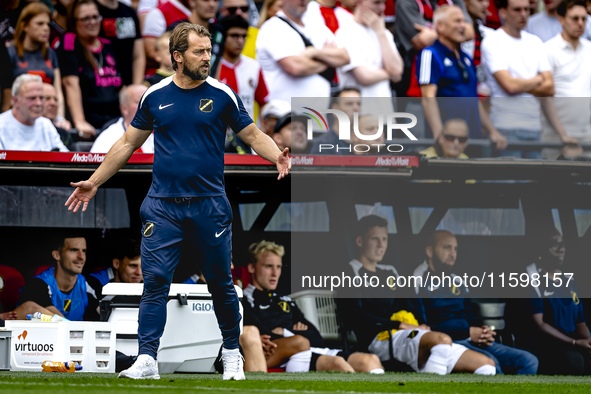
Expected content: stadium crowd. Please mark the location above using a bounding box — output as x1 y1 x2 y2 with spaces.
1 0 591 378
1 0 591 158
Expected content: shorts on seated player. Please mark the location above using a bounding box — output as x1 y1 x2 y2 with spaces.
343 215 496 374
242 240 385 373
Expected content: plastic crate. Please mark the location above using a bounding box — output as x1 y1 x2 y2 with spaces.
102 283 244 374
0 329 10 370
290 290 339 341
5 321 115 373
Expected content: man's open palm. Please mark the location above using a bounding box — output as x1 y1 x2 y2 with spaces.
65 180 98 213
277 148 292 180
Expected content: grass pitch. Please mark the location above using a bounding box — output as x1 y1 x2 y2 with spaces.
1 372 590 394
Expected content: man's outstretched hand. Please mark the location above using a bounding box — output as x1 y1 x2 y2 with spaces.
277 148 292 180
65 180 98 213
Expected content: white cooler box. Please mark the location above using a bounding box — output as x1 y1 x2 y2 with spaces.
4 320 116 373
101 283 243 374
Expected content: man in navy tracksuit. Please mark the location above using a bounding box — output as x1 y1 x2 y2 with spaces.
414 230 539 374
65 22 291 381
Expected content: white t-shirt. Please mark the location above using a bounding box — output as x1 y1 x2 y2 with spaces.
542 34 591 138
142 0 191 38
481 28 551 131
303 1 354 31
91 117 154 153
461 20 493 97
256 11 335 102
335 20 397 113
0 111 68 151
137 0 167 15
525 12 591 43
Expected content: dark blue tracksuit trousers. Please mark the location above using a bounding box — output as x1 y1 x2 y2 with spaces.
138 195 241 358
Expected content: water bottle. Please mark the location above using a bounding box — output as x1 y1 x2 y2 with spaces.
41 361 83 373
26 312 68 322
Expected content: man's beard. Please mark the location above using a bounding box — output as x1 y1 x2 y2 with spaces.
182 61 209 81
432 254 452 273
59 261 82 276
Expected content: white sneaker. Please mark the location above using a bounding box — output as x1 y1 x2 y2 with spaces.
221 348 245 380
118 354 160 380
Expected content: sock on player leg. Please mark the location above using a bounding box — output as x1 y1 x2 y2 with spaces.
285 350 312 373
423 344 451 375
474 364 496 375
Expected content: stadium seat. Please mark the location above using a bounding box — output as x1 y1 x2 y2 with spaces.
0 265 25 312
33 265 53 277
232 266 251 289
471 299 515 347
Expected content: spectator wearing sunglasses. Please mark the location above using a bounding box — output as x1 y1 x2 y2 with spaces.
219 0 261 61
417 5 507 153
420 118 470 158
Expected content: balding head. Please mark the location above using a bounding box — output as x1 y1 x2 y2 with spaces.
433 5 466 45
426 231 458 272
11 74 45 126
42 83 58 121
119 84 148 125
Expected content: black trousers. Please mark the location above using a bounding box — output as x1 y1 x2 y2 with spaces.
526 342 590 375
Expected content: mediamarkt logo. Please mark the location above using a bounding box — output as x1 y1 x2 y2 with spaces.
292 156 314 165
375 157 410 166
71 153 105 163
302 108 418 154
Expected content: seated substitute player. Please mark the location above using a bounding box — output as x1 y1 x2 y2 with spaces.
181 260 309 372
243 240 385 373
16 235 99 321
182 258 310 372
413 230 539 374
518 230 591 375
87 238 143 300
344 215 496 374
65 22 291 381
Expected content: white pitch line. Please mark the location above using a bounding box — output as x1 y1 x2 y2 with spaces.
0 381 415 394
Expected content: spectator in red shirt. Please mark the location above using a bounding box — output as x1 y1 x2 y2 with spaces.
220 15 269 153
303 0 354 34
142 0 193 67
219 15 268 121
